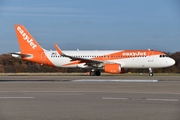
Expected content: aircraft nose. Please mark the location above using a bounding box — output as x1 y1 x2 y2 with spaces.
169 58 175 66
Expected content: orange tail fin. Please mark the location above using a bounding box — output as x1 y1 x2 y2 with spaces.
14 24 44 53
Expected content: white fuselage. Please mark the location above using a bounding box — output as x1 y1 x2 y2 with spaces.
41 50 175 69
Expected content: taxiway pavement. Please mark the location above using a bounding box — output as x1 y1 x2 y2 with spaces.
0 76 179 120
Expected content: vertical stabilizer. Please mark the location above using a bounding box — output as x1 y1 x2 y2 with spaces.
14 24 44 53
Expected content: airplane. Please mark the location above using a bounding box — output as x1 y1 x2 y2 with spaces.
11 24 175 76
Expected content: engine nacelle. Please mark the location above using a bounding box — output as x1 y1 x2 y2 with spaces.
104 63 123 74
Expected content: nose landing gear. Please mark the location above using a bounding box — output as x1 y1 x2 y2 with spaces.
149 68 153 76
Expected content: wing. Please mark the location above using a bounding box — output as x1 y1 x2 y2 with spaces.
54 44 103 66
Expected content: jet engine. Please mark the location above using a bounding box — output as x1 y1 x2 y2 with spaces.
104 63 124 74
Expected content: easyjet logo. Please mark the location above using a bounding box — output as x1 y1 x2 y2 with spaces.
122 52 146 56
17 27 37 49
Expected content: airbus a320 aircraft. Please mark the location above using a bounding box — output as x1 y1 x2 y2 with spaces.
11 24 175 76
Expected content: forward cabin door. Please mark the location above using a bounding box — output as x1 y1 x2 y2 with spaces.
148 52 154 62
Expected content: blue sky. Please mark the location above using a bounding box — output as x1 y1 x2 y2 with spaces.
0 0 180 54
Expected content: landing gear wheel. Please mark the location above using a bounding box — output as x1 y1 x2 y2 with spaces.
89 69 101 76
90 71 95 76
149 73 153 77
95 70 101 76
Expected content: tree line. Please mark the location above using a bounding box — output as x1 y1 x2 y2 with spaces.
0 52 179 73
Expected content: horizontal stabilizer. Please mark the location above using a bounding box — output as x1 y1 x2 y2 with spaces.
10 52 32 58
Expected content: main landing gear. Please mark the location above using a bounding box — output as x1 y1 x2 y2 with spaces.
90 69 101 76
149 68 153 76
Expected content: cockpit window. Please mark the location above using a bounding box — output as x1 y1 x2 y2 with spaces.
159 55 166 57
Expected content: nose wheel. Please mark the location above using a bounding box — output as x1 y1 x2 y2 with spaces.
149 68 153 76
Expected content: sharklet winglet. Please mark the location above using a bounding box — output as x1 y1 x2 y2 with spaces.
54 44 64 55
